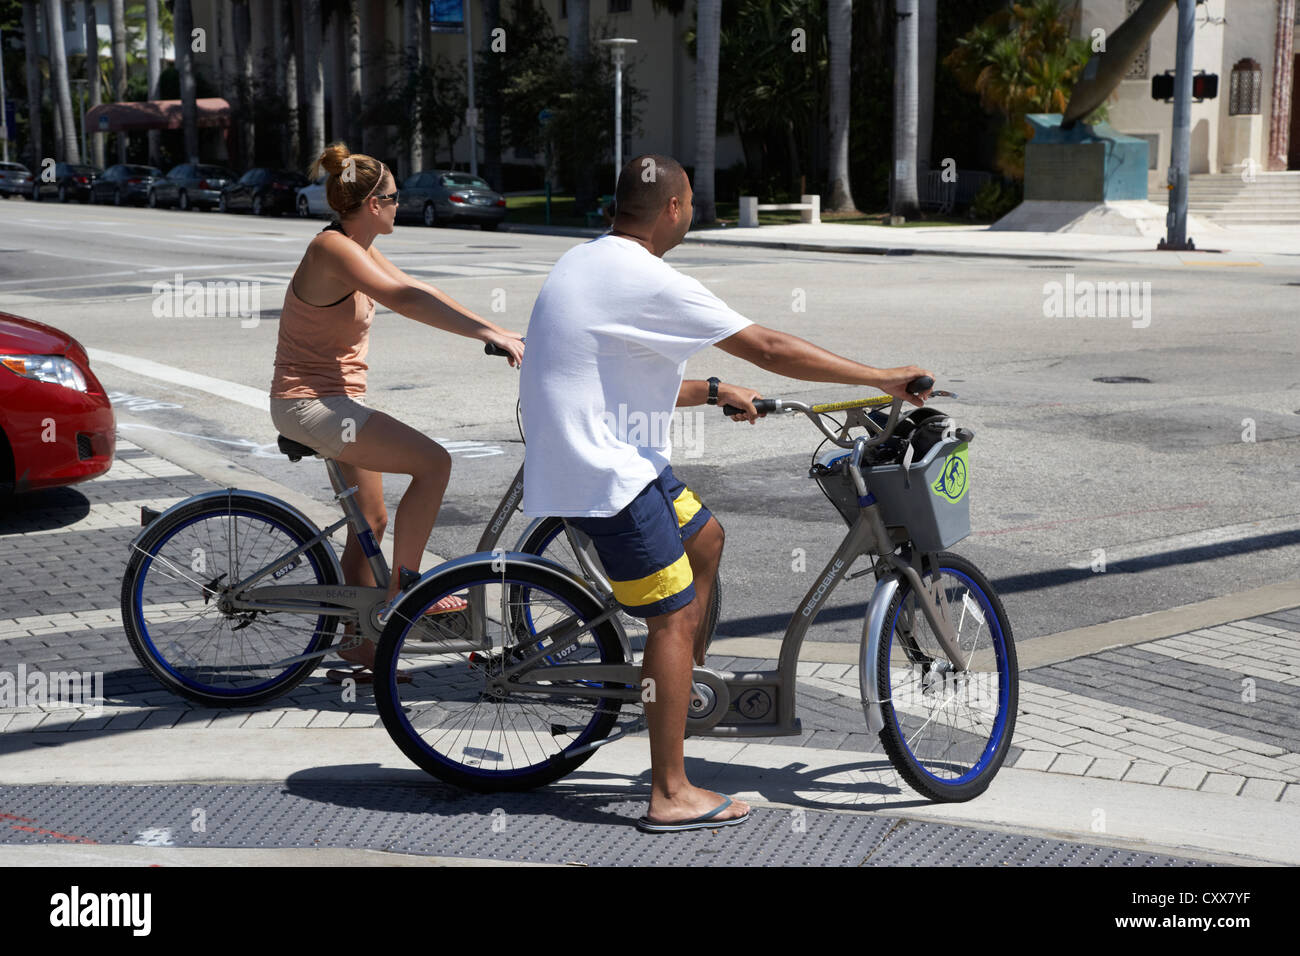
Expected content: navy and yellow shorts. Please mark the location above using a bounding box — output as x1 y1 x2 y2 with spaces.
566 466 713 619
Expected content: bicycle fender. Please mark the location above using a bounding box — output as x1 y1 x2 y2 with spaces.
125 489 344 584
859 572 903 735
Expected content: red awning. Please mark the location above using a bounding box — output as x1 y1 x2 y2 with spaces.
83 98 232 134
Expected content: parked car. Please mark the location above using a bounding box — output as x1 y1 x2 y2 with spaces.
219 168 309 216
90 164 163 206
296 175 330 218
0 312 115 497
0 161 35 198
397 170 507 230
30 163 101 203
149 163 237 211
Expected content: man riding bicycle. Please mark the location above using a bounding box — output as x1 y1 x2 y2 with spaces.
519 153 932 833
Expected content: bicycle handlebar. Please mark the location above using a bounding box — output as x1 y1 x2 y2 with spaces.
721 376 938 449
484 343 510 357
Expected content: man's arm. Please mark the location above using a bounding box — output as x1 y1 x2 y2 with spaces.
715 324 932 407
676 379 764 415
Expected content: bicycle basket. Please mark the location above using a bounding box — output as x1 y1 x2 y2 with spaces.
865 433 971 552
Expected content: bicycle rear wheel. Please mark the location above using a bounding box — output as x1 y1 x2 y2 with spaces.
121 493 341 707
373 558 628 792
869 552 1017 802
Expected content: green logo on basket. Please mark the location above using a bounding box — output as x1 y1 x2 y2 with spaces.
932 443 968 503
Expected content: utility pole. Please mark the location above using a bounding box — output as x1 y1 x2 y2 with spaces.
1160 0 1195 250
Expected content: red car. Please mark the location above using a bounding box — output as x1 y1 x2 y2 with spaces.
0 313 115 495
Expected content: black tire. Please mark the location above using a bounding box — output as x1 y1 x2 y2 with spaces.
30 185 40 201
58 185 68 203
373 560 625 791
114 188 124 206
178 190 190 211
872 551 1017 802
121 494 342 707
515 515 721 657
253 193 265 216
422 202 437 227
147 189 158 208
219 193 228 213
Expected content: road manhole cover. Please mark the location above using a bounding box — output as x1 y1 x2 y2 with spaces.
1093 376 1152 384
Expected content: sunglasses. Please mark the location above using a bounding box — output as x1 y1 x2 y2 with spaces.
373 191 399 205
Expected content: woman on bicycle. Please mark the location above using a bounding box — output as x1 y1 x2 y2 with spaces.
270 142 525 682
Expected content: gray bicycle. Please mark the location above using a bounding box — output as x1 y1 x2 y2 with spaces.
119 360 719 707
371 377 1018 803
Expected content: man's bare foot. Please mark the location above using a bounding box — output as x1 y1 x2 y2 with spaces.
646 786 750 826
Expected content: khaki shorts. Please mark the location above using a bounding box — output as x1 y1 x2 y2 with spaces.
270 394 374 459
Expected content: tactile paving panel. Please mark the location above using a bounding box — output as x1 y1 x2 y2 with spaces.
0 784 1213 866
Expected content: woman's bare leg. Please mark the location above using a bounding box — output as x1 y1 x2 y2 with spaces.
333 411 458 667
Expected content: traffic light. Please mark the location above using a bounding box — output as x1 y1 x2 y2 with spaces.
1151 71 1218 101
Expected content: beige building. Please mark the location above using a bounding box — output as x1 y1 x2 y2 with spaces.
1081 0 1299 189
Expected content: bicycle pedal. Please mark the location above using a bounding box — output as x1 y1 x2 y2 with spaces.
398 567 421 591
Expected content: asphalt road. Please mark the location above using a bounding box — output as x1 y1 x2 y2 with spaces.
3 198 1299 644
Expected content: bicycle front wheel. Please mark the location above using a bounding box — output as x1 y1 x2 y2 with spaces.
373 558 628 792
121 493 342 707
869 551 1017 802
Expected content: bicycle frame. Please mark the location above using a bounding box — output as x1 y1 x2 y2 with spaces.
405 395 974 741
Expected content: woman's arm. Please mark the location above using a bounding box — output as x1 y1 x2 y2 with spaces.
315 233 524 365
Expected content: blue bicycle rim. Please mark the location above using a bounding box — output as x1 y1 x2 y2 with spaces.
133 509 332 697
885 566 1011 788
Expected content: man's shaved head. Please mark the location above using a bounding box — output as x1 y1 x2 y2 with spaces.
614 154 688 225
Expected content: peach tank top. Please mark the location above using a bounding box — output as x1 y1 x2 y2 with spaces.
269 282 375 399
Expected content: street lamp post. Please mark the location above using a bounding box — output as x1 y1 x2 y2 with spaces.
598 38 637 192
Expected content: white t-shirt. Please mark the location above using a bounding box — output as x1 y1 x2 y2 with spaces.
520 235 753 517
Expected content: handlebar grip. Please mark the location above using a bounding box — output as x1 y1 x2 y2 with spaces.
722 398 777 416
907 376 934 396
484 343 509 357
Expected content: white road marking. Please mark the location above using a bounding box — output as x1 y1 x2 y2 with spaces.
89 348 271 411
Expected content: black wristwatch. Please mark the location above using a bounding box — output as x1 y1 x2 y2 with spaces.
706 377 721 405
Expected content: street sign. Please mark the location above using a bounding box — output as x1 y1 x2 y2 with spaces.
465 107 478 129
1152 73 1174 101
98 115 109 131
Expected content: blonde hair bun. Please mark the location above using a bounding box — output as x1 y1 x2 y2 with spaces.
310 142 351 181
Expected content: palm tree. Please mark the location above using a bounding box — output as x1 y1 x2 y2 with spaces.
344 0 362 148
83 0 104 168
892 0 920 220
232 0 254 169
693 0 721 224
567 0 596 212
918 0 936 177
22 1 42 168
826 0 856 212
146 0 161 166
174 0 198 162
110 0 126 161
481 0 502 189
275 0 301 168
403 0 422 178
45 0 81 163
302 0 325 168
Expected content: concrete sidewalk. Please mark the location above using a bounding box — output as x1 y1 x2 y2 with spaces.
2 436 1296 866
506 219 1300 264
